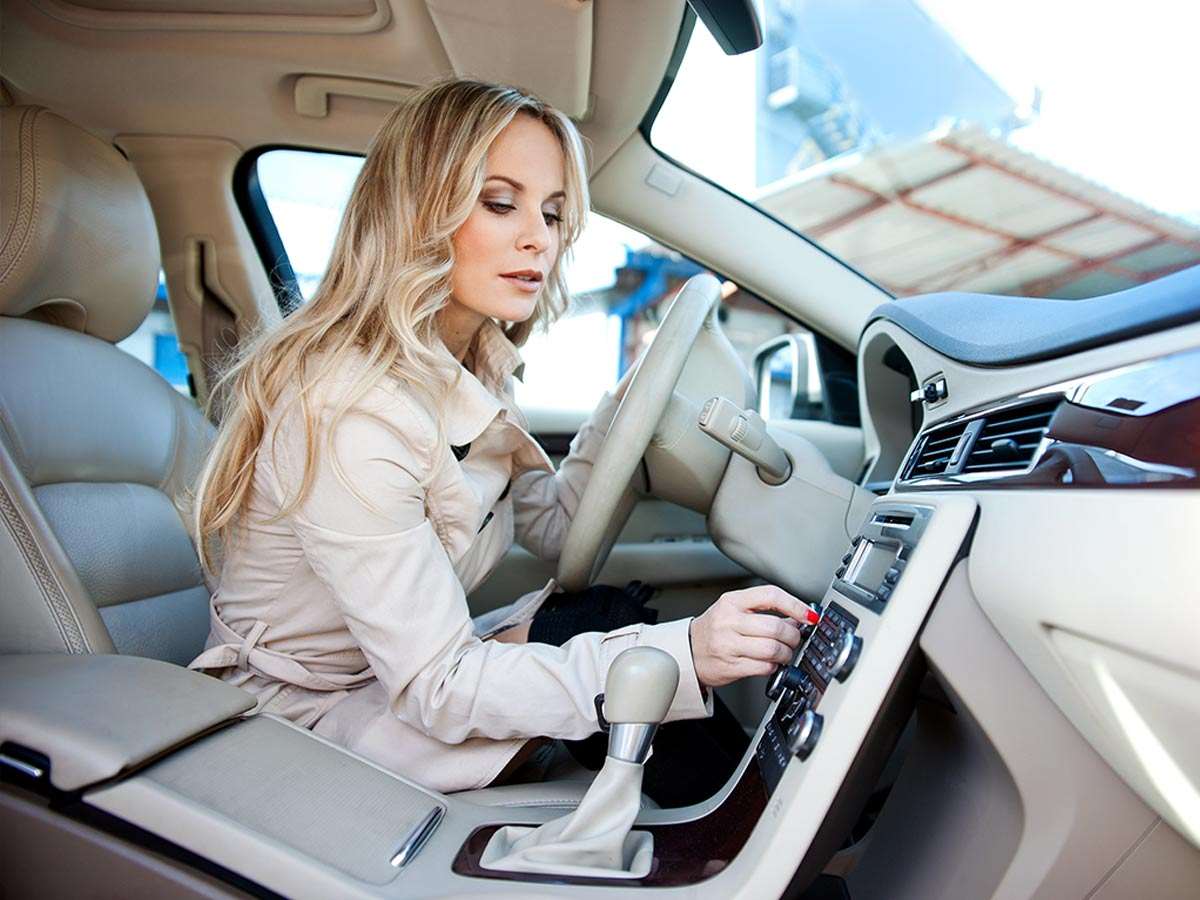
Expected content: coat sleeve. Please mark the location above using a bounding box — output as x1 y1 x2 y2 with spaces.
265 387 711 746
510 387 622 562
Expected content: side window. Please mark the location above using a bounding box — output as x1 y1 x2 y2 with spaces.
116 271 192 395
249 148 856 425
255 149 363 302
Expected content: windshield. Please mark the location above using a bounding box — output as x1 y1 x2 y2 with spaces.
650 1 1200 299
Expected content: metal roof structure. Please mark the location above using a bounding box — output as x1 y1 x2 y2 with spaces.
753 125 1200 299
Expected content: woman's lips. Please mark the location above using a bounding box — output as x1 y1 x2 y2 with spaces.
499 274 542 293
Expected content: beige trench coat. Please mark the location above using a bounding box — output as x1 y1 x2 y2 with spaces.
189 320 711 793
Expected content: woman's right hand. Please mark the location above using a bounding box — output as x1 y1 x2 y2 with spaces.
689 585 818 689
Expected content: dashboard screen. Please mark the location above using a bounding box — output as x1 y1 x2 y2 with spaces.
843 540 899 594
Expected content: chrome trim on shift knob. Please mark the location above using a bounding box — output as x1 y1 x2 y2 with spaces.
607 722 658 764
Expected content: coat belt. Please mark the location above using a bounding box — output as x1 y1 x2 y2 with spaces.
189 601 376 693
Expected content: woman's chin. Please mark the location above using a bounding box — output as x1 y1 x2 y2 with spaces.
488 296 539 323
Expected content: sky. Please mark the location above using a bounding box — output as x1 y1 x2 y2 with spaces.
920 0 1200 225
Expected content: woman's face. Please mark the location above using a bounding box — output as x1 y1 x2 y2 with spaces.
446 114 566 345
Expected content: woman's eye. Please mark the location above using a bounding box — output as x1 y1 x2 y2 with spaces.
483 199 561 227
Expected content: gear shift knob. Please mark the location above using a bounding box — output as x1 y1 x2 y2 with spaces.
603 647 679 764
604 647 679 724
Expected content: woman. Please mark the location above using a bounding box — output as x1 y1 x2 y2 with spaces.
189 78 814 803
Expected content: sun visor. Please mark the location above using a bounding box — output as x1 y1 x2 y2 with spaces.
424 0 593 120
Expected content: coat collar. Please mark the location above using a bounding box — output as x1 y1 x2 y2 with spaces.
438 319 518 446
439 320 553 474
466 317 526 388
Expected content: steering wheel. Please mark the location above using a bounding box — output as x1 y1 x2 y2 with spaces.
556 273 724 592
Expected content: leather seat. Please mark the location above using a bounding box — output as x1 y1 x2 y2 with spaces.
0 104 213 664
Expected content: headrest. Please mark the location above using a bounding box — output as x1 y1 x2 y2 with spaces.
0 106 160 343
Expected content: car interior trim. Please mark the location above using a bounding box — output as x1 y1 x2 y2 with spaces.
868 264 1200 367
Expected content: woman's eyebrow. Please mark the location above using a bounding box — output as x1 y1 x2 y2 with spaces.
485 175 566 201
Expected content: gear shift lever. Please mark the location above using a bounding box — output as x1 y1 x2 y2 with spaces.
604 646 680 764
479 647 680 878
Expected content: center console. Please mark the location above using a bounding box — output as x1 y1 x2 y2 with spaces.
758 504 934 794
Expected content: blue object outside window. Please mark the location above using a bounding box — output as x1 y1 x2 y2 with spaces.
154 333 189 388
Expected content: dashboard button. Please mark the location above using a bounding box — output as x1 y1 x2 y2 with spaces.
779 696 805 724
884 568 900 585
833 633 863 683
766 664 806 701
786 709 824 760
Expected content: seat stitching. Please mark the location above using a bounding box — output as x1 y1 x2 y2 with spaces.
0 108 35 255
0 107 43 288
0 477 89 653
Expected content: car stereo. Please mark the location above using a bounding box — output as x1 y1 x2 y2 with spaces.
756 503 933 792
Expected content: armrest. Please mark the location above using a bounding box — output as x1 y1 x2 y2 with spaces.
0 653 254 791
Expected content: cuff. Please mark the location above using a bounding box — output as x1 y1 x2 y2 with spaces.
634 617 714 722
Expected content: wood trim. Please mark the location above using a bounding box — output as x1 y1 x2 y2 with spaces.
901 347 1200 490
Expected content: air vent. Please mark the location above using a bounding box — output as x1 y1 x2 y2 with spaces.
961 397 1061 473
905 420 968 478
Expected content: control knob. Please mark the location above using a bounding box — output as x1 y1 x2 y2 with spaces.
832 631 863 683
766 664 806 701
786 709 824 760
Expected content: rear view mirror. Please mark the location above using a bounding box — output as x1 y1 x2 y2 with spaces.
686 0 763 55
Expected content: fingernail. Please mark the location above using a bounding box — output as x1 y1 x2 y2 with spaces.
805 609 820 625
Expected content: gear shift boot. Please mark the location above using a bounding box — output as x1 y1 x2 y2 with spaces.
479 758 653 878
479 647 679 879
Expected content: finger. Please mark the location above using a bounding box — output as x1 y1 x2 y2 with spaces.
734 635 794 667
738 586 819 626
730 657 779 679
736 612 803 648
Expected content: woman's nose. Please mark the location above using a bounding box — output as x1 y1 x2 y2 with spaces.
517 208 552 253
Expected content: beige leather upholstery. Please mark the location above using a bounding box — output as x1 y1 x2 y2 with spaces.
0 105 214 664
0 653 254 792
0 106 160 343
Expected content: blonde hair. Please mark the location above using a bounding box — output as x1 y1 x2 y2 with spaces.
192 78 590 574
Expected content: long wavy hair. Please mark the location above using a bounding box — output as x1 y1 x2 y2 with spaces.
191 78 591 575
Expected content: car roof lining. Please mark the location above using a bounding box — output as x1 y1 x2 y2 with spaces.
2 0 688 176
